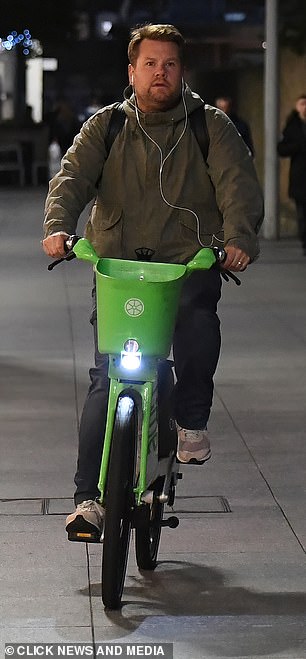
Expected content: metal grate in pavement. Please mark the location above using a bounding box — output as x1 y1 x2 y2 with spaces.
0 495 231 516
171 495 231 514
0 498 73 515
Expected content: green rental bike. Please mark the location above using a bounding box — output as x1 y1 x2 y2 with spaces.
49 237 225 610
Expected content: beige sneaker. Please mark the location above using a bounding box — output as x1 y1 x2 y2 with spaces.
66 499 105 543
176 425 211 464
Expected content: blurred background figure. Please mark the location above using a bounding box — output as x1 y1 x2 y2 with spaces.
277 94 306 255
215 95 255 157
46 98 81 157
20 105 35 183
78 96 103 123
48 139 62 180
22 105 35 127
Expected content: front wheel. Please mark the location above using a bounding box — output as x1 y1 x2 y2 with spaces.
101 396 137 609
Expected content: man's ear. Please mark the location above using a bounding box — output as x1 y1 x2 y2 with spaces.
128 64 134 86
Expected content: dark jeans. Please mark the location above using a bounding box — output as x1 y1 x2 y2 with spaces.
74 268 222 504
295 202 306 250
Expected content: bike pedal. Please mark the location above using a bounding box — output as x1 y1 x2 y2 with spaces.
161 516 179 529
66 516 102 543
67 530 101 543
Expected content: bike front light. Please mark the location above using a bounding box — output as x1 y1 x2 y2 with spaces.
121 339 142 370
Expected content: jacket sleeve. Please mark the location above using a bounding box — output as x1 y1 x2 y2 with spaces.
205 109 264 260
43 110 111 238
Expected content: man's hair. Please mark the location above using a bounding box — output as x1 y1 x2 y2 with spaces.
128 23 185 66
297 94 306 101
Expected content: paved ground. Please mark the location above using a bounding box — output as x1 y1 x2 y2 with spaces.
1 187 306 658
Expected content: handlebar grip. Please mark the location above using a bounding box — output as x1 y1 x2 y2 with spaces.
64 234 81 253
212 247 241 285
48 235 81 271
212 247 227 263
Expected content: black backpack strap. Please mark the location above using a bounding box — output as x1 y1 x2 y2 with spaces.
104 102 126 157
96 103 126 187
189 105 210 162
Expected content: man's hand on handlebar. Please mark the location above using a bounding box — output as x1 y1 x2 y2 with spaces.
42 234 249 277
42 231 70 259
221 246 250 272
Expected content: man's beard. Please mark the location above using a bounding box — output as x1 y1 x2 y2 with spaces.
147 87 181 111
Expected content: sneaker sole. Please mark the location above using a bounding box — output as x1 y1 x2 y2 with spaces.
176 450 211 465
66 515 102 543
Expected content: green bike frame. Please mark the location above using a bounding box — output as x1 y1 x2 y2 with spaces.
72 238 216 505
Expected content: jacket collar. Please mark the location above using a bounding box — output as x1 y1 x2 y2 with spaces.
122 84 204 126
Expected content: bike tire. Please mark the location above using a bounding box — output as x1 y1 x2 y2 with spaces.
135 360 177 571
101 395 137 610
157 360 177 459
135 477 164 571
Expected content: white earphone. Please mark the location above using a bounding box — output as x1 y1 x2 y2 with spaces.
131 74 134 86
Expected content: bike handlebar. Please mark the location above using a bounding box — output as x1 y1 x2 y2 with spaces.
47 235 240 285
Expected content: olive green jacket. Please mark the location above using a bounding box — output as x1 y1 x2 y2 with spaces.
44 86 264 263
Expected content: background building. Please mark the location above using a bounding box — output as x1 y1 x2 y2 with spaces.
1 0 306 236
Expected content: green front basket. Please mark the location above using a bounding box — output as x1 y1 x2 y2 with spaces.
95 258 187 357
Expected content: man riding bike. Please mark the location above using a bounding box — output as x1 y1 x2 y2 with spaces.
42 23 264 541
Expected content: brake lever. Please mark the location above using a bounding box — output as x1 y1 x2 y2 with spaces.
47 252 76 271
212 247 241 285
47 234 81 271
221 270 241 286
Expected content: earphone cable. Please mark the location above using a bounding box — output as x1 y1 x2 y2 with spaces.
133 84 223 249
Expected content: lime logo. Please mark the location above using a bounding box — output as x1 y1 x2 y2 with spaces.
125 298 144 317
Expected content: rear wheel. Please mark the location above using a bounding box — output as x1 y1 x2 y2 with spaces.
101 396 137 609
157 360 177 459
135 477 164 570
135 360 177 571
